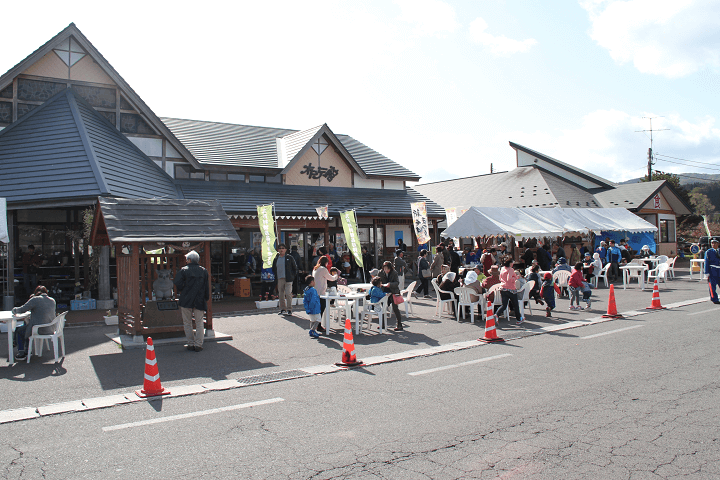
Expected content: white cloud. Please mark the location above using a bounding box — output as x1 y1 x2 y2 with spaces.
581 0 720 78
395 0 460 36
508 110 720 182
468 17 537 56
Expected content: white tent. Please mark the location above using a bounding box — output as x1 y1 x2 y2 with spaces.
0 198 8 244
441 206 657 239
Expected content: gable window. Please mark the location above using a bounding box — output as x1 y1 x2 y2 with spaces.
174 165 204 180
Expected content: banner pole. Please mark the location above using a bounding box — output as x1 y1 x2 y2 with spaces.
272 202 279 248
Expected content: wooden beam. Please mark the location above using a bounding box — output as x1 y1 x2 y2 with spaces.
204 241 213 331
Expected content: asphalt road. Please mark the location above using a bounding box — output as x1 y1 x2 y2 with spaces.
2 297 718 479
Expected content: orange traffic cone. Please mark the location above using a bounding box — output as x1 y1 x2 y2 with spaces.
646 279 666 310
335 318 362 367
479 299 505 343
135 337 170 398
602 284 623 319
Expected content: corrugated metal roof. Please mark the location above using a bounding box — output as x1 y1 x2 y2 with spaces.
414 167 564 210
99 197 240 243
161 117 420 179
593 181 665 209
0 89 179 205
177 181 444 218
280 125 322 166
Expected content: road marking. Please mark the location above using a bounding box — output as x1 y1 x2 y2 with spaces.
102 397 284 432
687 308 718 316
408 353 512 376
581 325 644 339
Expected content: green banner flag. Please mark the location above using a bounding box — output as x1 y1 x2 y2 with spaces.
340 210 363 268
257 204 277 268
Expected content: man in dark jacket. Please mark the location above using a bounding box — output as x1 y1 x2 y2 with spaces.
174 250 209 352
272 243 298 315
449 246 461 274
289 245 304 294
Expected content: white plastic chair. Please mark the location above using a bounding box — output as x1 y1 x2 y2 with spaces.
329 286 355 323
657 255 669 265
553 270 570 296
400 280 417 317
489 284 509 322
27 311 67 363
454 287 481 323
623 265 646 288
666 256 678 279
431 278 457 317
362 295 388 333
595 263 610 288
647 263 670 284
519 280 535 317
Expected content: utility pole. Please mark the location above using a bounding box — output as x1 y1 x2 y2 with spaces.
490 163 493 174
636 117 669 181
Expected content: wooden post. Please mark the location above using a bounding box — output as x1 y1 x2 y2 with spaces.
222 242 229 281
130 243 140 338
4 210 14 310
372 219 378 269
432 219 438 245
204 241 213 331
324 221 329 249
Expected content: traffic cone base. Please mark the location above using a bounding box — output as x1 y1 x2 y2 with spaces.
602 284 624 318
336 318 363 367
479 299 505 343
646 279 666 310
135 337 170 398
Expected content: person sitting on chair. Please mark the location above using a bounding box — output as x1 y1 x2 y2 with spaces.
12 285 56 361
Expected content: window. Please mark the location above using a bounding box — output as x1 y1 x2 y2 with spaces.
660 219 676 243
209 173 227 181
249 175 265 183
228 173 245 181
174 165 204 180
266 174 282 183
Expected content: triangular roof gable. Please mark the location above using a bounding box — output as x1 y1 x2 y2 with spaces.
0 23 203 170
0 88 180 206
509 141 616 190
279 124 367 178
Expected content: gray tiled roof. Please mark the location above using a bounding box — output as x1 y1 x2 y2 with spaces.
280 125 322 166
593 181 665 209
161 117 420 179
0 89 179 206
536 169 602 208
414 167 566 210
99 197 239 243
177 181 444 218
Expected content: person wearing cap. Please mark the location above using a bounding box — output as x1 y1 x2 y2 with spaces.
704 238 720 304
595 241 607 266
552 257 571 274
582 252 595 282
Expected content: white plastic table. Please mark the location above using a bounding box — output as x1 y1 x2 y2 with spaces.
620 264 648 290
0 311 30 363
319 292 366 335
690 259 706 280
347 283 373 293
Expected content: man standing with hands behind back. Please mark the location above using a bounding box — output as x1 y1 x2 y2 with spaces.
174 250 209 352
705 238 720 304
273 243 298 315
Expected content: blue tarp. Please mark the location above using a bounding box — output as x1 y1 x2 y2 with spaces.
595 231 657 254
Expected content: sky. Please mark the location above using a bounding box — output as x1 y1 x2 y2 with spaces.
2 0 720 185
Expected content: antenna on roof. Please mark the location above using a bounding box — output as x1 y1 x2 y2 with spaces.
635 117 669 181
490 163 493 174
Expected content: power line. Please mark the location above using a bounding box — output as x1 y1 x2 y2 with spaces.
655 153 720 167
674 173 720 182
655 157 720 172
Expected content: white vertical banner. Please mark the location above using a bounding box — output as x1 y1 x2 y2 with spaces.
445 207 458 226
0 198 8 244
410 202 430 245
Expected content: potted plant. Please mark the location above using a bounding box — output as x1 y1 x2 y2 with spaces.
103 310 118 325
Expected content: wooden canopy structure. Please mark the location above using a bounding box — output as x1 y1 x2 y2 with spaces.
90 197 240 337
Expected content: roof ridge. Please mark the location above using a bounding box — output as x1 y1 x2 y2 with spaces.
416 170 510 186
161 116 300 133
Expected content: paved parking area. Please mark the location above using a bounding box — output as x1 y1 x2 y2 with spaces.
0 269 712 413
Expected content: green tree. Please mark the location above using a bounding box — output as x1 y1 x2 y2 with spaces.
689 189 716 217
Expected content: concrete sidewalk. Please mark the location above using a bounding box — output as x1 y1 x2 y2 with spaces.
0 271 712 413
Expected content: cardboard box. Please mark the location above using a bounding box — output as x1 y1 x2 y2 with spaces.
234 278 252 297
71 299 96 310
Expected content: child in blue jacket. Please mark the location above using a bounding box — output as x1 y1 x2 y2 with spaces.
303 275 322 338
368 276 386 304
540 272 556 317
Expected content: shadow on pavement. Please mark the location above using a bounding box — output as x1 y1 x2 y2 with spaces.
89 342 276 390
2 358 67 381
